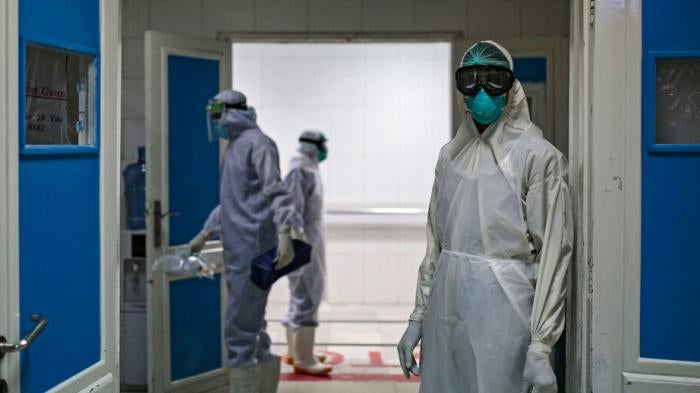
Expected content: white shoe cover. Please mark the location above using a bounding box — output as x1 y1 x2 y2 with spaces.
260 356 280 393
292 327 332 376
229 364 262 393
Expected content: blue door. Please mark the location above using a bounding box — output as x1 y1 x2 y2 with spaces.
1 0 120 392
641 0 700 362
145 31 231 393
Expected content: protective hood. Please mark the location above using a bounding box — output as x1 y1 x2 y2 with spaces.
461 40 514 70
453 79 534 161
460 40 518 127
297 130 327 163
299 143 320 162
220 106 258 138
454 40 534 165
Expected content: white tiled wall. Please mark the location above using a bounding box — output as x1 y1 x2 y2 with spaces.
233 42 449 208
269 227 426 305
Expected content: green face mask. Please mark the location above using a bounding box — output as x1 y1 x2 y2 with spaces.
464 89 507 126
318 149 328 162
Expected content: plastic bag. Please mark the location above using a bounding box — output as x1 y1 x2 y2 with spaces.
152 251 217 279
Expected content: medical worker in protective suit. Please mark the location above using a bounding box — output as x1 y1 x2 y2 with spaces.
280 130 333 376
188 89 306 393
397 41 573 393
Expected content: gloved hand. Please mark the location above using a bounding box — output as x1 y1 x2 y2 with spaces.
397 321 421 378
522 345 557 393
291 226 308 242
187 231 209 255
275 226 295 270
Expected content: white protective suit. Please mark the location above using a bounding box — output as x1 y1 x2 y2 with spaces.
409 55 573 392
282 151 326 329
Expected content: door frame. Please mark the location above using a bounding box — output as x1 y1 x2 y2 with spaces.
0 0 21 387
221 30 579 389
0 0 121 391
566 0 592 392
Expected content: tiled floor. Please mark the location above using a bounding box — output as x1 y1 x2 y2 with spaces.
270 303 420 392
277 381 419 393
266 303 411 347
121 304 419 392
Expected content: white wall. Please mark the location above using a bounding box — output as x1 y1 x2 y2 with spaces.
232 42 451 305
270 227 426 305
233 42 450 208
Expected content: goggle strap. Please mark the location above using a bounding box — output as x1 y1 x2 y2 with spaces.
299 137 327 149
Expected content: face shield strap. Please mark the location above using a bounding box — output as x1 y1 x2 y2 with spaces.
206 100 248 119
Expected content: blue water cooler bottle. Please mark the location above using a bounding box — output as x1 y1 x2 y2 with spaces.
124 146 146 230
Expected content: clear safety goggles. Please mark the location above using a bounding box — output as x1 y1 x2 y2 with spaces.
455 65 515 97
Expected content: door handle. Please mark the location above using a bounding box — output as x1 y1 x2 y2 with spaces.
0 314 48 357
152 200 180 248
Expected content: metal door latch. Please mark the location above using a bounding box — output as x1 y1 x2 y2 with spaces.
0 314 48 359
152 200 180 248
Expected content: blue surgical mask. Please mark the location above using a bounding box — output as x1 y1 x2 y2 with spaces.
318 149 328 162
214 121 230 140
464 89 507 126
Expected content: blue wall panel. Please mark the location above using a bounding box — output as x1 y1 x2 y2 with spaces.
20 0 99 51
513 57 547 83
167 55 220 246
641 0 700 361
169 275 223 381
19 157 101 392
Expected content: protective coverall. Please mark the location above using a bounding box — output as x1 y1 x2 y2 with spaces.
197 90 303 373
282 144 326 329
402 43 573 393
280 131 332 376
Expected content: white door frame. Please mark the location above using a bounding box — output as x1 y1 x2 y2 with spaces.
145 30 230 393
567 0 593 392
0 0 21 387
0 0 121 391
223 30 578 388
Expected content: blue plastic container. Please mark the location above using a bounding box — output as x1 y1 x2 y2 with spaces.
250 240 312 291
124 146 146 230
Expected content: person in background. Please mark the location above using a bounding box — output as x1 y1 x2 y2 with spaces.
281 130 332 376
188 89 306 393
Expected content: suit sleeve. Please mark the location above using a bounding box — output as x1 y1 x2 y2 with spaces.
525 151 574 354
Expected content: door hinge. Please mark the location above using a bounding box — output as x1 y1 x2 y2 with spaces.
589 0 596 26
